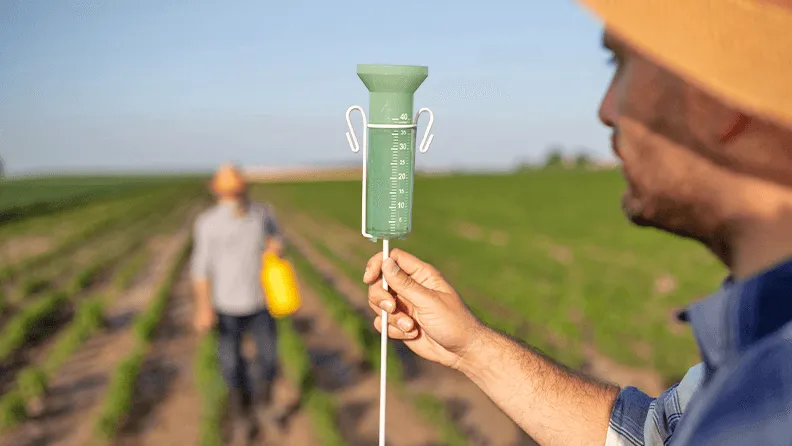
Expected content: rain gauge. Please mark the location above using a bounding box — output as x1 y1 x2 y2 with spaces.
345 64 435 446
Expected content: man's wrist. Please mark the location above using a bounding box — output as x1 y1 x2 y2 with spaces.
454 322 502 378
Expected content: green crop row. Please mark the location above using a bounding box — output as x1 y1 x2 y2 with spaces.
0 183 201 285
0 222 158 429
285 241 469 446
256 173 722 382
0 199 182 366
112 246 152 291
276 316 344 446
0 237 137 365
0 298 106 429
0 289 70 365
194 331 227 446
3 191 195 315
287 249 402 382
0 191 152 283
0 176 194 225
92 237 192 442
292 227 532 446
8 258 134 359
191 261 345 446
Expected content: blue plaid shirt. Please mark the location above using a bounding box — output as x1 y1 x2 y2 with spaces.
606 260 792 445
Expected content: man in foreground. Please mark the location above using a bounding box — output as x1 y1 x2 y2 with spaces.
364 1 792 444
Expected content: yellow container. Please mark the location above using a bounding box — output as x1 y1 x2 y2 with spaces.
260 252 301 318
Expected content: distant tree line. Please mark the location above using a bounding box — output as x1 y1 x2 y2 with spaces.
543 145 594 169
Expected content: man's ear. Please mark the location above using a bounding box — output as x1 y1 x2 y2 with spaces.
718 113 752 143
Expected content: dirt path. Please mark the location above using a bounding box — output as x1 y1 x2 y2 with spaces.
283 225 538 446
0 230 147 395
112 263 319 446
0 228 190 446
112 266 200 446
251 376 319 446
284 208 670 396
293 276 439 446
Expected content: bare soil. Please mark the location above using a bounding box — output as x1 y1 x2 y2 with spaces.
0 235 52 266
283 224 537 446
292 276 439 446
0 228 189 446
284 208 668 397
113 264 319 446
0 222 181 397
112 266 201 446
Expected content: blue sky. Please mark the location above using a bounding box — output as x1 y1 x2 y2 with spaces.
0 0 615 175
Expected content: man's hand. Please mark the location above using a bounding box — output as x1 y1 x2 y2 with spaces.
266 236 284 258
364 248 620 446
193 305 216 333
191 279 216 333
363 248 485 370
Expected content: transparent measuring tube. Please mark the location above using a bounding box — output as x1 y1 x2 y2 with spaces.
366 115 416 239
346 105 434 242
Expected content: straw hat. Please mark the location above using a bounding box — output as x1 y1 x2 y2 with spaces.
210 163 247 196
576 0 792 128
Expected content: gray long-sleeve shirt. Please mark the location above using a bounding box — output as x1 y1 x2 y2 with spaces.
190 200 282 316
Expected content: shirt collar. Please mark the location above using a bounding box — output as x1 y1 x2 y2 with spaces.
678 259 792 373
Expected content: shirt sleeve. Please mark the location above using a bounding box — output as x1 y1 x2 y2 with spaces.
606 363 705 446
668 339 792 446
190 215 210 281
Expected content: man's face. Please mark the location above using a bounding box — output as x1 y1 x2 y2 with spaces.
597 31 734 241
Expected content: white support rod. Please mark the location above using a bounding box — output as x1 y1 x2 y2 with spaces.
379 238 390 446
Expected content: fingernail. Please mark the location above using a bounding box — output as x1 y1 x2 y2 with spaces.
398 318 413 332
363 267 369 280
379 300 394 312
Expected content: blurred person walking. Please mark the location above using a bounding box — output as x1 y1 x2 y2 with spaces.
190 164 284 445
363 1 792 445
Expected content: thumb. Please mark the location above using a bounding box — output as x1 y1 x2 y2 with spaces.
382 257 435 308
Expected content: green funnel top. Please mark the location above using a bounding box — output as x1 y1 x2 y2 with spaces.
357 64 428 93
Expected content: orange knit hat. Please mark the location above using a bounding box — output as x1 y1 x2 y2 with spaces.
209 163 247 197
576 0 792 128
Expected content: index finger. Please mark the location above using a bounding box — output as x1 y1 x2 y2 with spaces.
363 248 437 284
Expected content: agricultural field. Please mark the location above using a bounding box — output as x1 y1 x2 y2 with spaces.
0 169 726 446
0 175 191 225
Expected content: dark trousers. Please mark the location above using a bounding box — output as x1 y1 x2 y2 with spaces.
216 309 278 392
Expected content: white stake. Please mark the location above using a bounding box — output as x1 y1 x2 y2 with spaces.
379 238 389 446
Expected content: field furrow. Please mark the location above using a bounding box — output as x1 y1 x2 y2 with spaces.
282 222 537 446
290 273 440 446
0 203 202 401
112 261 200 446
0 168 728 445
0 224 192 446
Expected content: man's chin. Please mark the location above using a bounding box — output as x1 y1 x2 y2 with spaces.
620 193 701 241
620 193 654 228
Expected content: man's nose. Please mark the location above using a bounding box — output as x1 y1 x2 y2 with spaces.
598 85 617 128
